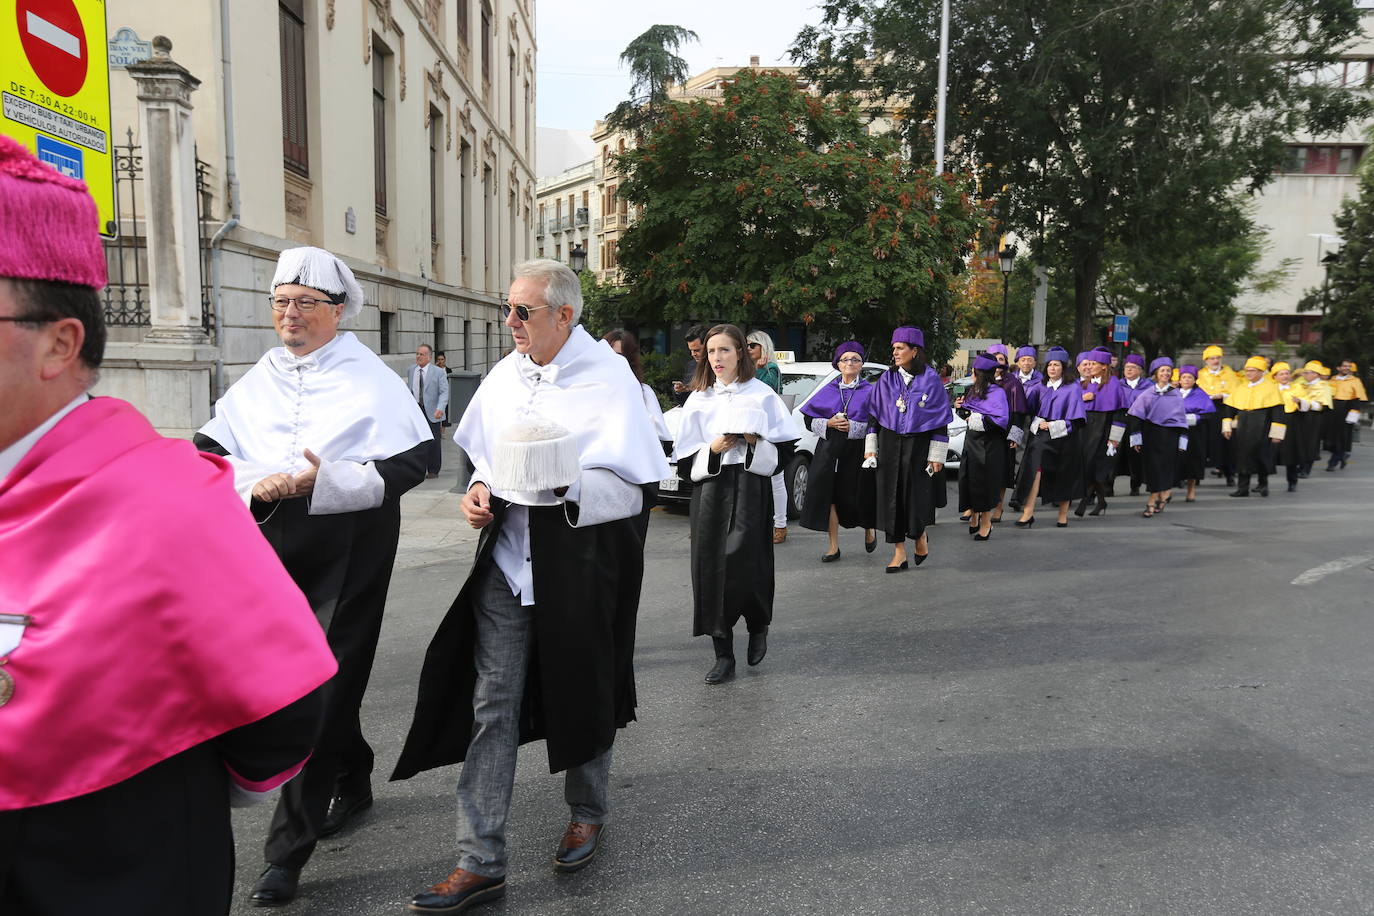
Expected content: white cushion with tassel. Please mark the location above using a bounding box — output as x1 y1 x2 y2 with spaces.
491 419 580 492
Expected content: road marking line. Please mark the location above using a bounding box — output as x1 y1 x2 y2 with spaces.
1291 555 1373 586
26 12 82 58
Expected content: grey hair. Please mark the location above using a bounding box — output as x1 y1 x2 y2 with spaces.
417 342 433 355
513 259 583 324
747 329 775 366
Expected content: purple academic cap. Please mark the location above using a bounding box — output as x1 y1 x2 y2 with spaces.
1089 347 1114 364
986 343 1009 358
1075 351 1095 365
1149 356 1174 374
832 340 865 368
1015 346 1037 360
1178 364 1199 378
973 353 1000 371
1125 354 1145 367
891 326 924 348
1046 347 1071 365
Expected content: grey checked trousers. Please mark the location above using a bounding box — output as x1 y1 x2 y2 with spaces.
455 563 612 876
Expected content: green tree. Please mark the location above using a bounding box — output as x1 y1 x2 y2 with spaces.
613 69 987 363
793 0 1369 355
605 25 699 134
1097 198 1275 361
1297 153 1374 379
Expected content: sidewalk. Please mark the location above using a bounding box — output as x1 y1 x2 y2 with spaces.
394 431 478 571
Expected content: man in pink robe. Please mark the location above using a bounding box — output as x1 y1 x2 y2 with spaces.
0 135 337 916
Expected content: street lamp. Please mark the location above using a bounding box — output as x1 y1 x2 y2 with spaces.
569 244 587 274
998 243 1018 345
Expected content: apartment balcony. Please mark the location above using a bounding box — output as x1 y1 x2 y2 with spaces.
535 220 546 238
575 207 589 227
602 213 621 231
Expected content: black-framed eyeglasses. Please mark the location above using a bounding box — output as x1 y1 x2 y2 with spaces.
501 302 556 321
268 295 336 312
0 314 57 324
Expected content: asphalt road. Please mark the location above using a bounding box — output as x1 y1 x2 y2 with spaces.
230 439 1374 916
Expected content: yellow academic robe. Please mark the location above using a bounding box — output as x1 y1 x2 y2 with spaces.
1293 378 1333 411
1196 364 1239 401
1223 379 1286 475
1329 375 1368 404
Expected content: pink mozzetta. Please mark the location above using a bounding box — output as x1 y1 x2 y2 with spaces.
0 135 107 289
0 398 337 810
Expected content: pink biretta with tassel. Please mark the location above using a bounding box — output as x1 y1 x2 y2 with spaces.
0 135 107 290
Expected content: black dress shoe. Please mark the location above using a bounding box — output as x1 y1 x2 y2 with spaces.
704 655 735 684
885 561 908 573
912 551 929 566
1014 517 1035 528
1055 521 1069 528
1229 488 1249 497
319 789 373 837
1287 482 1297 492
747 630 767 666
1257 484 1269 497
554 822 607 873
249 865 300 908
821 550 841 563
865 532 877 553
973 531 990 541
409 867 505 912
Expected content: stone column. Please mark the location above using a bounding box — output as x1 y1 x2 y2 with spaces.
127 37 206 343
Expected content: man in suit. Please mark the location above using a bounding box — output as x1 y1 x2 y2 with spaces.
410 343 450 478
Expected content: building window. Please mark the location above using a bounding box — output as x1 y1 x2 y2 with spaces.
524 79 532 158
372 50 388 216
480 1 493 88
279 0 309 176
457 0 468 46
424 0 442 35
509 50 517 132
459 139 472 266
430 110 443 276
1282 144 1364 175
483 164 493 290
380 311 394 354
433 316 445 354
462 318 471 369
603 239 618 270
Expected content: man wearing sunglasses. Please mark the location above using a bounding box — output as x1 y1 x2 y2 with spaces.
395 260 669 914
195 246 433 907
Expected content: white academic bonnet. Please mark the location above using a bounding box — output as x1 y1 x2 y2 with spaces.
490 416 581 492
271 246 366 320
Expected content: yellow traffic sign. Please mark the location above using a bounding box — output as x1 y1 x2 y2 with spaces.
2 0 115 238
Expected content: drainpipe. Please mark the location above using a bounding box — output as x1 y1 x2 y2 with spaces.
209 0 241 403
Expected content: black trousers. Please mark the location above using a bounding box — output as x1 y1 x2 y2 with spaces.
425 419 443 474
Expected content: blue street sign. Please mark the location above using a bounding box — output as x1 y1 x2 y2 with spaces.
1112 314 1130 344
35 133 83 180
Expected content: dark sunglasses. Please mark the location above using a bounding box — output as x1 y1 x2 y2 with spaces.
501 302 556 321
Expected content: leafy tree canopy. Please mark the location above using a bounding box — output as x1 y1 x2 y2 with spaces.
613 69 988 362
793 0 1370 353
605 24 699 134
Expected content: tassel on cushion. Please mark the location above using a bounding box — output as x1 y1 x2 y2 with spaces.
491 419 581 492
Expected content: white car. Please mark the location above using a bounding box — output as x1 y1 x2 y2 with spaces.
658 361 962 515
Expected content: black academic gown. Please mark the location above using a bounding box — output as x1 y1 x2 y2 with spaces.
393 490 652 778
686 442 796 638
1222 403 1283 478
192 435 425 869
799 429 875 532
1079 408 1125 493
1178 419 1209 482
957 415 1007 514
875 426 949 544
0 691 321 916
1127 415 1183 493
1017 419 1085 505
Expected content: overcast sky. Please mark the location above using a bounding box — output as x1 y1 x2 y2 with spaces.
535 1 824 131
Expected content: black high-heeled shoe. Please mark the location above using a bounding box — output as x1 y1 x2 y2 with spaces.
1089 495 1108 517
1014 517 1035 528
865 531 877 553
973 531 991 541
1074 495 1091 518
1055 521 1068 528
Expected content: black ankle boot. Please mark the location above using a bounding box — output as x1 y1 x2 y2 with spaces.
1229 476 1250 497
747 629 768 666
705 637 735 684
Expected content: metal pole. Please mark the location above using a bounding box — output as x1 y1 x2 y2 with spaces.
935 0 950 175
1000 271 1010 344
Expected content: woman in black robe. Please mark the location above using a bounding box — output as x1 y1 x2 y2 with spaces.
798 341 877 561
1014 348 1086 528
1074 349 1130 517
955 353 1010 540
673 324 797 684
1174 365 1216 502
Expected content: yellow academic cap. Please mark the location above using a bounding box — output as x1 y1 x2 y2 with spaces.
1203 345 1224 359
1270 361 1290 375
1244 356 1269 372
1303 360 1326 374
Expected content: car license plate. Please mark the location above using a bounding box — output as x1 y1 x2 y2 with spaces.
660 475 679 491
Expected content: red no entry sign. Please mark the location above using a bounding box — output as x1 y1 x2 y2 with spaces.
16 0 88 98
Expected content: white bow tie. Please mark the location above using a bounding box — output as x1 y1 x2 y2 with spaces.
280 352 318 372
518 357 561 387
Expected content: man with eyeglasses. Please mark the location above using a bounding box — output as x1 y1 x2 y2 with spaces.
0 137 336 915
194 246 433 907
394 259 669 914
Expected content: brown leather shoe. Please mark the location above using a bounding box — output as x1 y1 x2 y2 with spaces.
553 821 606 873
772 527 787 544
408 867 505 912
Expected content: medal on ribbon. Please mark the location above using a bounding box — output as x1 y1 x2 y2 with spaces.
0 614 31 709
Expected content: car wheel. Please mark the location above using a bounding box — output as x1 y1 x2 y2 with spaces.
784 454 809 520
